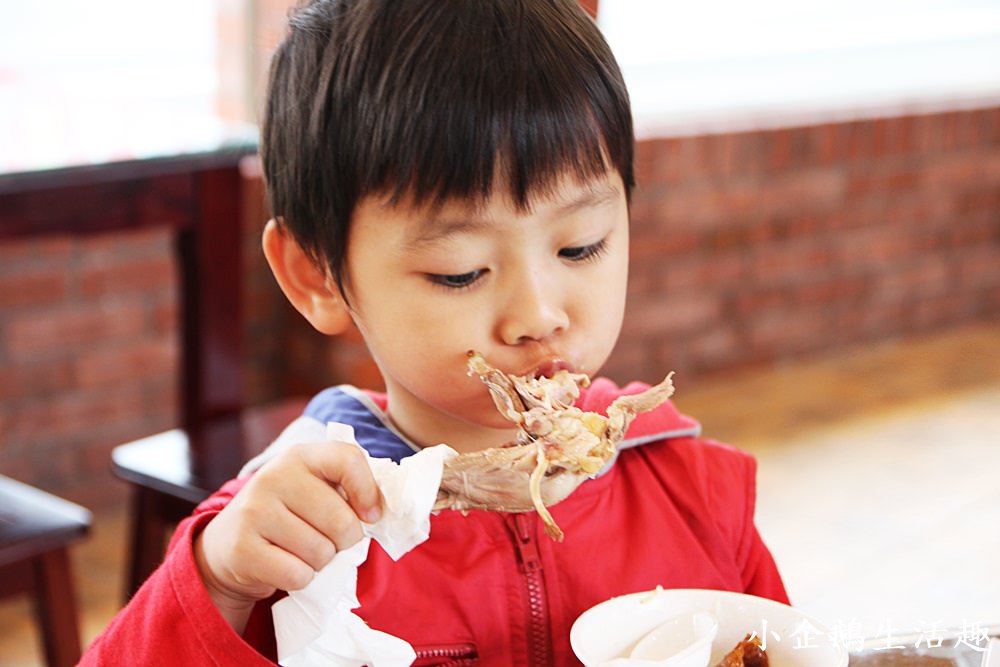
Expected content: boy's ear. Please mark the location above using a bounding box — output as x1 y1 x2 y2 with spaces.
262 218 353 335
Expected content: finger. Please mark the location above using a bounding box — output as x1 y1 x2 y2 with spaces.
301 441 384 523
257 503 344 572
252 538 320 592
224 471 351 561
198 499 321 600
279 480 368 553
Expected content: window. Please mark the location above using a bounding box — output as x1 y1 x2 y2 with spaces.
0 1 222 170
597 0 1000 137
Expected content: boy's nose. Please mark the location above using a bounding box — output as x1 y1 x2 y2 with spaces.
497 272 569 345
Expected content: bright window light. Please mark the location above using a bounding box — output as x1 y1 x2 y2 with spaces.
597 0 1000 137
0 1 222 171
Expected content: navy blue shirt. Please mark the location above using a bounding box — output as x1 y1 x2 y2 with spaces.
303 386 419 463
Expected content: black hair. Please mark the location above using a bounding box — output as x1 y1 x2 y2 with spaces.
261 0 634 292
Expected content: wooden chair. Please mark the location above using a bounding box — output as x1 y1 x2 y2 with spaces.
0 475 92 667
111 397 308 598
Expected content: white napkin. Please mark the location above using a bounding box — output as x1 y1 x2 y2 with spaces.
265 421 457 667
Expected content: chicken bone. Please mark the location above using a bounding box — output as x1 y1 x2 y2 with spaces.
434 351 675 540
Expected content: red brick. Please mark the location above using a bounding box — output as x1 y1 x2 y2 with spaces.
813 123 841 164
957 247 1000 290
909 113 944 154
867 117 911 157
10 442 78 492
921 153 992 192
659 136 715 184
71 439 122 481
873 260 953 302
0 360 75 402
848 166 921 197
687 327 741 369
946 211 1000 246
0 236 73 269
0 270 69 309
623 293 721 338
628 229 700 260
141 383 179 424
7 388 146 445
987 108 1000 145
732 288 792 317
809 277 871 305
747 309 830 357
0 410 10 451
77 227 170 263
4 304 147 359
73 339 177 389
657 253 746 292
756 168 847 218
78 255 176 298
602 343 652 386
769 129 792 171
749 241 832 286
634 142 658 187
151 298 179 335
838 121 872 161
732 130 771 176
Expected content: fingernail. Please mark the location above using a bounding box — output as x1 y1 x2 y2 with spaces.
365 506 382 523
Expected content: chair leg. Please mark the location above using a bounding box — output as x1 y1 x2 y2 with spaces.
125 485 196 599
32 549 82 667
126 485 170 599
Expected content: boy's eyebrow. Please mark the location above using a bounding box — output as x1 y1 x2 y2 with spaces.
405 182 620 248
406 214 498 249
553 182 620 217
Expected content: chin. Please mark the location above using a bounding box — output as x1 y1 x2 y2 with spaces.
458 403 519 435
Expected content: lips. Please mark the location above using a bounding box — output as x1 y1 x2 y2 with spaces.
465 349 577 381
530 358 575 379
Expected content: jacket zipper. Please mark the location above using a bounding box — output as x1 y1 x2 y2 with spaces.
512 513 549 666
412 642 478 666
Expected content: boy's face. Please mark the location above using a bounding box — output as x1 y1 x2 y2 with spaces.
343 169 630 452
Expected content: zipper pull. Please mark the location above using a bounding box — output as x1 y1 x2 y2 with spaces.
512 514 542 573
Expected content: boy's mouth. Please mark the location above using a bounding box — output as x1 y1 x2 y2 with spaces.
530 358 575 379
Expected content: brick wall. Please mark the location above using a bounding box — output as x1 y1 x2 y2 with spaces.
0 230 178 508
2 108 999 508
612 108 1000 385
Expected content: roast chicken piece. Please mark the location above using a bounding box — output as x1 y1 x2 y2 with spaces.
433 351 675 540
714 635 769 667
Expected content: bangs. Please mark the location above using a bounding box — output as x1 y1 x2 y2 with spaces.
332 0 634 209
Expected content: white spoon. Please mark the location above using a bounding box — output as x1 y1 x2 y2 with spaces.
628 611 719 666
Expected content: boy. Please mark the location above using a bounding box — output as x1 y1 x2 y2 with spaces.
82 0 788 664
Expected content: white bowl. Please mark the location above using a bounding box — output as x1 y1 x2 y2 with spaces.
570 588 848 667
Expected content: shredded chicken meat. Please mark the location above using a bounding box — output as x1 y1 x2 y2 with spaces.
434 351 675 540
714 635 769 667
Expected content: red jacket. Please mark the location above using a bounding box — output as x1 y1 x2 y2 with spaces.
82 379 788 666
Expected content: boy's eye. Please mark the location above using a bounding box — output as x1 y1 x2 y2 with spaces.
427 269 485 289
559 239 608 262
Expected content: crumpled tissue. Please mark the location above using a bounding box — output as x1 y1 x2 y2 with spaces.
266 420 457 667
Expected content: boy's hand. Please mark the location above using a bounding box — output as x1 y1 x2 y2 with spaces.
193 441 383 633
